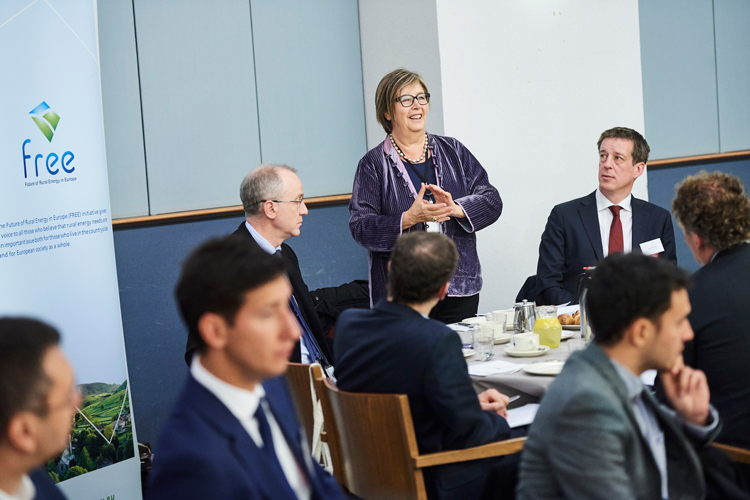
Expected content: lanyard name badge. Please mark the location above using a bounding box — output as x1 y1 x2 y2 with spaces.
409 158 440 233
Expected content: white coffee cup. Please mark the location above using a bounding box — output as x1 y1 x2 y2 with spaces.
491 311 509 330
512 332 540 351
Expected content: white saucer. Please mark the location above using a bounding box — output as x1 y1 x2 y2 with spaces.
560 331 574 341
494 334 513 345
523 361 564 376
462 348 475 358
461 317 485 325
504 345 550 357
562 324 580 330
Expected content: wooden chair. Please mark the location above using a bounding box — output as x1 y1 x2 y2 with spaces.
714 442 750 464
285 362 316 450
320 377 526 500
312 369 348 490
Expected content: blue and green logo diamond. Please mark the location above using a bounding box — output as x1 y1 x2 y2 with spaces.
29 101 60 142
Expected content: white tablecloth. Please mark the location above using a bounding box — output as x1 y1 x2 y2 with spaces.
467 331 587 400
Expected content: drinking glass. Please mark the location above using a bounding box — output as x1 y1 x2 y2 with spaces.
474 325 494 361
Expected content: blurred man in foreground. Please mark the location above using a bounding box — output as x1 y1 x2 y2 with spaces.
0 318 78 500
672 170 750 449
518 253 720 500
148 237 345 500
335 232 519 500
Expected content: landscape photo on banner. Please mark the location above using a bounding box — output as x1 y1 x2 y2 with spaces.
0 1 141 498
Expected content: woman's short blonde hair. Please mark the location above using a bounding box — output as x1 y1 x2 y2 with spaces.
375 69 429 134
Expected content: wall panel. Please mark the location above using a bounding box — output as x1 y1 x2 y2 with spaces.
133 0 261 214
97 0 149 218
714 0 750 153
250 0 366 197
639 0 719 159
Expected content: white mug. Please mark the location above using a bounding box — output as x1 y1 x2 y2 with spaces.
512 332 540 351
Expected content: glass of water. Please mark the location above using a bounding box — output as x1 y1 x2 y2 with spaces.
474 324 494 361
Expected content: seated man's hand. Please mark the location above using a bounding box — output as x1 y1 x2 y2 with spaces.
478 389 509 417
660 358 710 426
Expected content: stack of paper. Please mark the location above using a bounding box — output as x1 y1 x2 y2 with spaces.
468 360 521 377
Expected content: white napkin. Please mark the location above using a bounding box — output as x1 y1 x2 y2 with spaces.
506 404 539 428
468 360 521 377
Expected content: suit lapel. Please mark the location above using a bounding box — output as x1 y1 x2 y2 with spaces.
578 192 603 261
187 376 298 500
631 196 647 254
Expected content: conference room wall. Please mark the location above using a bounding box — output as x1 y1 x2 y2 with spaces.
434 1 647 312
113 204 368 445
98 0 365 219
647 159 750 274
639 0 750 159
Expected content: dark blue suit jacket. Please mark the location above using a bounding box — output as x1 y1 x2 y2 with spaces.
29 468 66 499
147 375 345 500
536 191 677 305
335 300 512 499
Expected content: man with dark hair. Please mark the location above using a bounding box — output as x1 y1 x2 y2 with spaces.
0 318 77 500
335 232 518 500
185 164 334 372
673 170 750 449
149 237 346 500
518 253 721 500
533 127 677 304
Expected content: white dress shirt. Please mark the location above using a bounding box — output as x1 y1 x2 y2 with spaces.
0 475 34 500
191 356 311 500
244 221 311 363
596 189 633 256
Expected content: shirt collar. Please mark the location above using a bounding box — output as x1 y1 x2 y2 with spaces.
610 358 645 400
190 355 265 422
245 221 280 254
596 189 632 212
0 474 35 500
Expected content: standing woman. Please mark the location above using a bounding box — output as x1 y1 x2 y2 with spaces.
349 69 502 324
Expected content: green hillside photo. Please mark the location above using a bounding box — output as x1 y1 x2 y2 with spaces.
47 380 135 483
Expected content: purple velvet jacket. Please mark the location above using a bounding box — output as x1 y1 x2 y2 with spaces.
349 133 502 306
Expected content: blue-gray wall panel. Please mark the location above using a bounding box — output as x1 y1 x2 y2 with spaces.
113 204 367 444
639 0 719 159
133 0 261 214
714 1 750 153
250 0 366 197
98 0 149 218
647 161 750 273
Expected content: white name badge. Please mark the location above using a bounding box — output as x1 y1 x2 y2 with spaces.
425 221 440 232
640 238 665 255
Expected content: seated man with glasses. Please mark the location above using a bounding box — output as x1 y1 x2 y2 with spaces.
185 164 335 376
0 317 80 500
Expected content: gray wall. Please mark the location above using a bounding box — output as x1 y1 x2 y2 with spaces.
99 0 366 219
639 0 750 159
358 0 445 150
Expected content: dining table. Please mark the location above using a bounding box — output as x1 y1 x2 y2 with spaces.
463 328 588 408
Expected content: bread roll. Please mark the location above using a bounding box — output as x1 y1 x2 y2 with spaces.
558 314 573 325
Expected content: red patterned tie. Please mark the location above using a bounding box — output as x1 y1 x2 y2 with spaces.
608 205 624 255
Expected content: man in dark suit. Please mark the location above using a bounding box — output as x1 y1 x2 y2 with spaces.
335 232 518 500
0 318 79 500
518 254 720 499
149 237 346 500
673 171 750 449
535 127 676 305
185 164 334 372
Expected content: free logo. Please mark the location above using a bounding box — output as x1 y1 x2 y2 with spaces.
29 101 60 142
22 101 75 179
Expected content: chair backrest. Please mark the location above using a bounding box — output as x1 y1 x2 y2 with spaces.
323 379 427 500
285 362 315 449
312 370 347 490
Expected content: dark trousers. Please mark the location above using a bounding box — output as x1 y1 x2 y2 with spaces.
430 294 480 325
